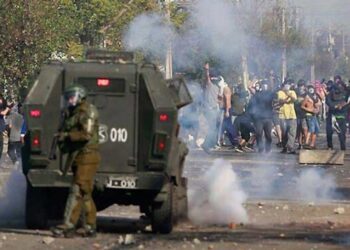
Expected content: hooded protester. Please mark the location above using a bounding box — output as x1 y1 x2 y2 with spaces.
277 80 297 154
249 80 274 153
326 80 350 150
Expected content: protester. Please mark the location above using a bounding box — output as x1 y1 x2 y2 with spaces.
326 80 349 150
295 80 308 149
301 85 321 149
272 83 283 148
0 95 10 160
7 104 24 164
277 80 297 154
201 63 220 153
217 77 241 150
234 107 255 152
249 80 274 153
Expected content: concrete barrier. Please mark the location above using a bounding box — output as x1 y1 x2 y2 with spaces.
299 150 344 165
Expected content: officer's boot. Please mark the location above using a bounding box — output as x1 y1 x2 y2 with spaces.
76 224 97 238
51 224 76 238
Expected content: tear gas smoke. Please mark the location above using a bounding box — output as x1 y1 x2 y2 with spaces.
241 165 337 202
0 169 26 226
188 159 248 226
123 0 245 68
123 13 173 59
294 168 336 202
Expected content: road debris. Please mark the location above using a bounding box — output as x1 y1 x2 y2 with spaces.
334 207 345 215
124 234 136 245
193 238 201 245
42 236 55 245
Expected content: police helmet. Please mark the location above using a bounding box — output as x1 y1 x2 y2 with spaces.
64 84 87 107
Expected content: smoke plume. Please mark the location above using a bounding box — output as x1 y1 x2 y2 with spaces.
188 159 248 226
294 168 336 202
241 164 337 202
123 0 245 68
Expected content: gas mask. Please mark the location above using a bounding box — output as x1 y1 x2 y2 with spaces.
217 76 228 96
255 84 261 92
262 84 268 91
308 88 315 94
284 84 291 91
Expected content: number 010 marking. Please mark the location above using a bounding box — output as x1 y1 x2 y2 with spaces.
110 128 128 143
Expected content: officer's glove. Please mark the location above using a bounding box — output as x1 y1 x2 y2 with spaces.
55 132 68 142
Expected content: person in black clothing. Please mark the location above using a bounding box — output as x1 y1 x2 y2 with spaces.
0 95 10 160
249 81 274 153
295 80 307 149
326 81 349 150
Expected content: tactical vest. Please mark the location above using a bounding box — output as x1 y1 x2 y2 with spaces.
61 101 99 153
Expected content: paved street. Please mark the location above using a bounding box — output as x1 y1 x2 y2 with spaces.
0 133 350 249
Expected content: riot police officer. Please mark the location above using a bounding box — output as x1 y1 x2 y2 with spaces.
51 84 100 238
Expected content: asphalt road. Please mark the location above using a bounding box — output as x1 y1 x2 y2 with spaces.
0 133 350 249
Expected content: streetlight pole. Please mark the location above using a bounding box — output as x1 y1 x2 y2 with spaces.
310 21 315 83
165 0 173 80
281 5 287 82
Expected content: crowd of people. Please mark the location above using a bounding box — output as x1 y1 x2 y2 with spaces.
180 63 350 154
0 95 26 165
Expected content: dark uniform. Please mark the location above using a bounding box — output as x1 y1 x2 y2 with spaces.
326 83 349 150
52 85 100 237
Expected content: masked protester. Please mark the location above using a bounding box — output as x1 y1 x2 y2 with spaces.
216 77 241 151
326 80 350 150
295 80 308 149
301 85 321 149
249 81 274 153
277 80 297 154
51 84 100 238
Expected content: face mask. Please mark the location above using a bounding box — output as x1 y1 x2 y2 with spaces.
284 84 291 91
255 85 261 92
308 88 315 94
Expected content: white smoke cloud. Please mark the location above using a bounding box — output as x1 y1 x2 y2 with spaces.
123 13 174 59
188 159 248 226
294 168 336 202
123 0 245 68
241 164 337 202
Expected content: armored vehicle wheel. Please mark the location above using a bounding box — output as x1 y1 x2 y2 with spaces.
25 183 49 229
151 183 174 234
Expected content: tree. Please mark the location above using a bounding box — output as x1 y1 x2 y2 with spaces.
0 0 78 99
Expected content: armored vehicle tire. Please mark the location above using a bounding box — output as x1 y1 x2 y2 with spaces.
25 183 49 229
151 183 174 234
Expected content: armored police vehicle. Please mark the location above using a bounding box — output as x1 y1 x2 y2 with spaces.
22 50 192 234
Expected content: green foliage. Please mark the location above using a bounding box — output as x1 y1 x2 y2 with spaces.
0 0 78 99
0 0 159 100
